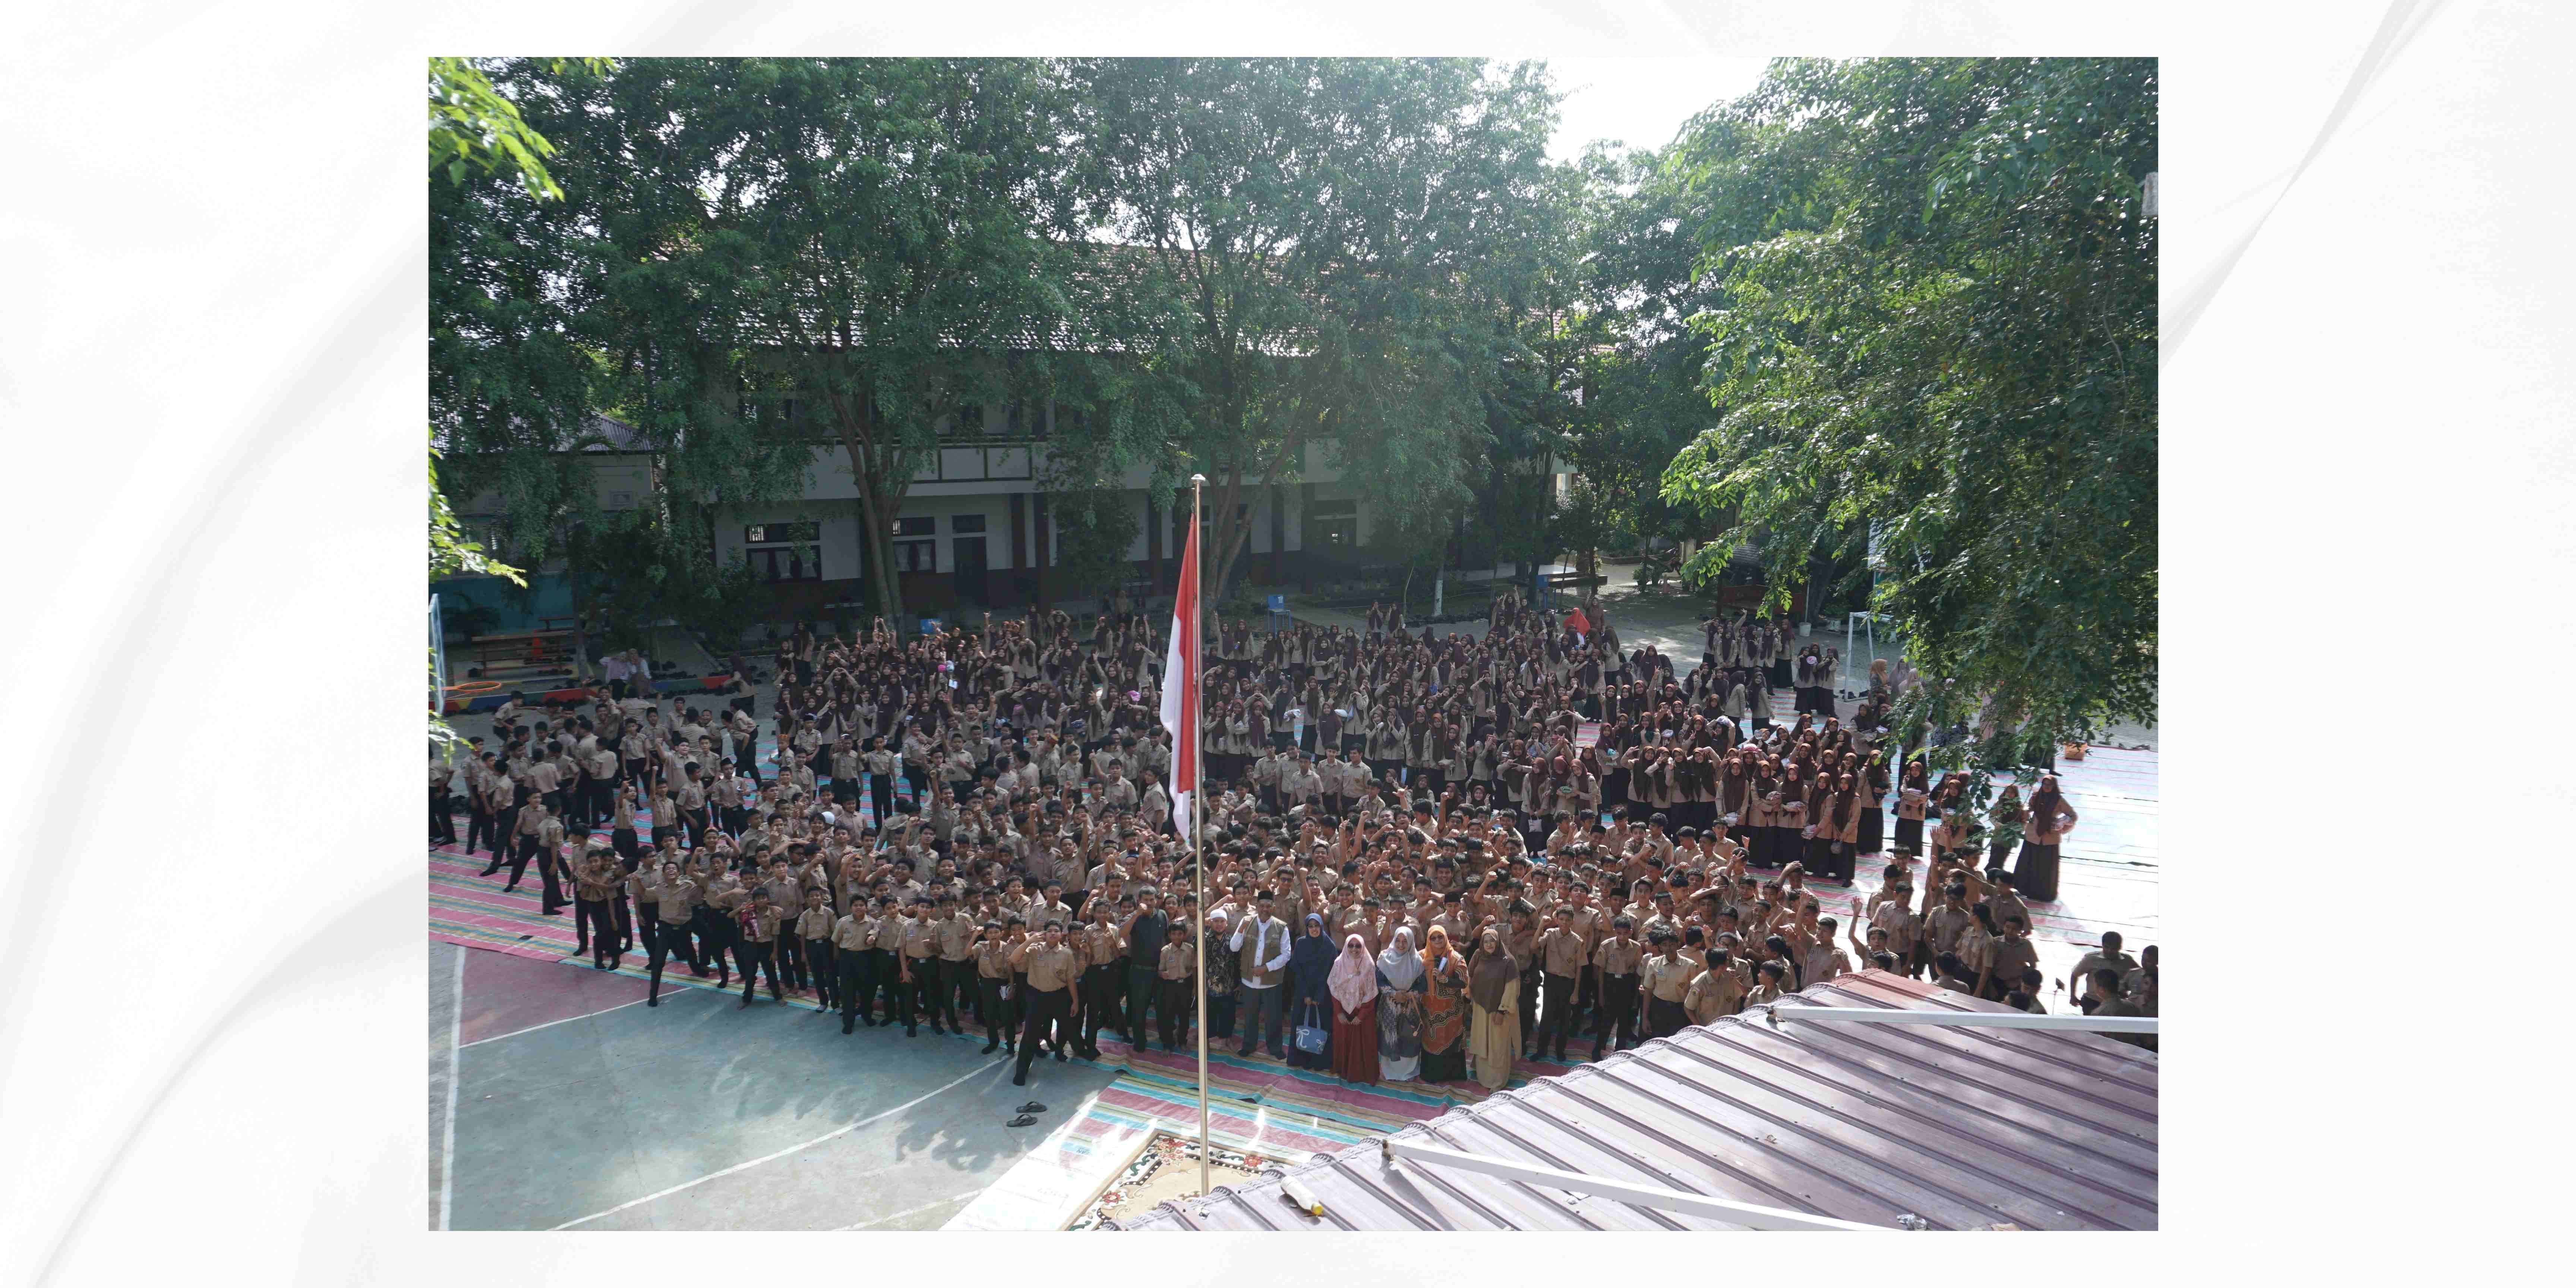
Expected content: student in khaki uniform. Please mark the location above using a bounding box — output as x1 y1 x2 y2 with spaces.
1532 907 1588 1061
933 894 974 1033
795 888 837 1013
897 899 940 1036
1011 921 1083 1085
571 844 624 970
832 901 879 1033
973 921 1019 1055
1074 903 1126 1058
735 890 788 1006
1684 940 1749 1024
1154 924 1195 1051
1639 931 1696 1040
644 863 701 1006
1592 916 1644 1054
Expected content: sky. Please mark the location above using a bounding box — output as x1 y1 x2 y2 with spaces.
1538 57 1775 163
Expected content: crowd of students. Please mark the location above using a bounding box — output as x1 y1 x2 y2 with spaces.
434 590 2158 1094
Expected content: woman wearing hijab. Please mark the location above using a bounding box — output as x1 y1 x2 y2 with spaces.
1327 934 1382 1083
1466 925 1522 1091
1418 926 1470 1082
1375 927 1425 1082
1284 913 1338 1069
2013 775 2078 902
1986 783 2025 874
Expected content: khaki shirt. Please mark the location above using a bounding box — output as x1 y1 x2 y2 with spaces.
1594 937 1643 977
899 917 938 960
975 939 1014 980
1017 943 1081 993
653 880 698 924
832 914 875 952
1685 966 1746 1023
1158 941 1196 982
1538 927 1586 978
1644 953 1695 1003
1085 923 1129 967
794 906 834 941
936 913 975 961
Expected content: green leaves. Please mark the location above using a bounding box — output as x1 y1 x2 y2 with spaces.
1659 59 2157 740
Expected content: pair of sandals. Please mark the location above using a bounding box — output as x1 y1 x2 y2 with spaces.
1006 1101 1046 1128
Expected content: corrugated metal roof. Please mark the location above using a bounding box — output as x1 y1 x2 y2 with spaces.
1106 971 2156 1231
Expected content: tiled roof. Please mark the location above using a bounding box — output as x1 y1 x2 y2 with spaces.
1106 970 2157 1231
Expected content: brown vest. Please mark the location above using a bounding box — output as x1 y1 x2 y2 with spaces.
1239 919 1283 988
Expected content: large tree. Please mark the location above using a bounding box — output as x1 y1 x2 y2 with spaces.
1661 58 2157 749
1061 58 1568 601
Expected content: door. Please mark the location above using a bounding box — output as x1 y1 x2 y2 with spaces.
953 536 987 607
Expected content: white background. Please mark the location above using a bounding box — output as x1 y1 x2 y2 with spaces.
1 1 2568 1282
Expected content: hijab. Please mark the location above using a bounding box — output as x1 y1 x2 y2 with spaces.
1468 929 1518 1012
1329 934 1379 1011
1423 925 1458 979
1377 926 1425 990
1288 912 1336 991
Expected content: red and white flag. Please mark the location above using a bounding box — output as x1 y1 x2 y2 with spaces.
1159 518 1199 835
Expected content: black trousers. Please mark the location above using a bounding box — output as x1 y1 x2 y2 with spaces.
1014 988 1073 1079
537 852 567 913
576 898 619 966
776 935 805 989
978 976 1016 1047
431 791 455 844
1517 966 1542 1042
932 959 967 1030
464 804 497 855
646 926 697 1000
1645 995 1689 1042
838 951 874 1030
737 940 784 1002
501 834 537 883
801 940 834 1003
697 913 734 982
899 957 935 1030
1536 973 1579 1057
1079 965 1119 1051
635 902 660 954
869 775 894 831
1158 978 1193 1048
1597 973 1641 1050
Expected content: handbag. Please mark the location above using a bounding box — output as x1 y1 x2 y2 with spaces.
1294 1000 1328 1055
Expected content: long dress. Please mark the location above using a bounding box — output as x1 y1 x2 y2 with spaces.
1419 954 1469 1082
1285 932 1336 1070
1469 978 1522 1090
1331 998 1380 1083
1376 965 1424 1082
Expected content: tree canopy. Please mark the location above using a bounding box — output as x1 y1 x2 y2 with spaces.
1659 57 2158 746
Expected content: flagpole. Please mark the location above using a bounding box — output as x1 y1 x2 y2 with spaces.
1188 473 1210 1197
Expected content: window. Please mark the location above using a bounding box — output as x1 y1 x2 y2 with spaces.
951 514 986 534
745 521 820 545
747 544 821 582
891 516 935 538
943 403 985 437
1307 499 1357 553
745 520 823 582
893 540 938 573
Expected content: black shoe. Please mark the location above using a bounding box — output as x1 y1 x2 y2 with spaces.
842 1022 855 1035
1054 1049 1068 1063
1012 1070 1028 1087
907 1026 918 1038
739 996 753 1008
981 1042 999 1055
477 867 501 878
647 996 660 1007
861 1018 877 1028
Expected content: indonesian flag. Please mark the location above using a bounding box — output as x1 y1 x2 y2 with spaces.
1159 518 1199 836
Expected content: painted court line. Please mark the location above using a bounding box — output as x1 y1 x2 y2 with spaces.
549 1062 1004 1230
460 992 660 1049
840 1188 987 1231
438 947 464 1232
